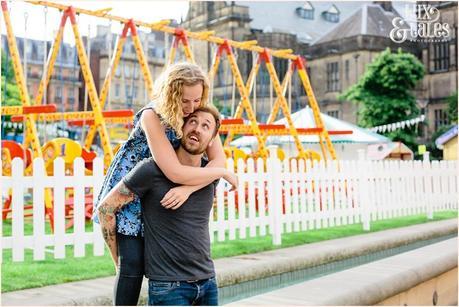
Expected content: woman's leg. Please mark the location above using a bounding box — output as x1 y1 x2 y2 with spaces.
113 233 145 306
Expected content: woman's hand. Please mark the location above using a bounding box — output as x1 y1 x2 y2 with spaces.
160 186 194 210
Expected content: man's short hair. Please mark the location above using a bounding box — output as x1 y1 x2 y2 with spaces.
185 105 221 137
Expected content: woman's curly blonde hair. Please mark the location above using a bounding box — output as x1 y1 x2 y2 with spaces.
153 62 210 139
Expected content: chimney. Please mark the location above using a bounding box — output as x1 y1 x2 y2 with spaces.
373 1 394 12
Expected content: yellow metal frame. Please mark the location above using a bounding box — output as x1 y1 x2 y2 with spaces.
167 28 196 64
1 1 54 226
209 40 268 158
294 58 337 162
18 0 338 162
84 19 156 151
1 1 42 158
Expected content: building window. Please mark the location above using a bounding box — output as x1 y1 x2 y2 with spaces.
124 65 131 78
56 86 62 98
67 88 74 101
125 85 131 99
115 66 121 77
148 47 155 58
273 58 288 81
295 2 314 20
133 86 138 99
322 5 340 23
345 60 349 81
432 41 450 72
326 62 340 92
115 84 120 97
327 110 339 118
434 109 449 130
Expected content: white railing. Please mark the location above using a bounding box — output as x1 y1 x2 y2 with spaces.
210 155 458 245
2 154 458 262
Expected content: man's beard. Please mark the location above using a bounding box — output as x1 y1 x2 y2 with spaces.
181 134 208 155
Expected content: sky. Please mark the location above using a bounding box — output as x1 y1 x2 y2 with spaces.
1 0 190 44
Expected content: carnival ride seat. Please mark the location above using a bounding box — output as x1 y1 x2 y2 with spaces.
41 138 96 175
1 140 35 220
40 138 97 228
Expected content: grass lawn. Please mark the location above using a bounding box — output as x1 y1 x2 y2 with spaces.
2 211 457 292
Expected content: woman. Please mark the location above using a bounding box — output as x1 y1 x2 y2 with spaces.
95 62 237 305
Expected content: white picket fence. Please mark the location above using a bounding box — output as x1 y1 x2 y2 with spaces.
1 158 106 262
210 155 458 245
1 154 458 262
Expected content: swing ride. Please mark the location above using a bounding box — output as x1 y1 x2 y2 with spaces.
1 0 353 229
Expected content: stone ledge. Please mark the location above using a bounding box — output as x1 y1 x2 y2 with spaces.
231 238 458 305
1 218 457 306
215 218 457 287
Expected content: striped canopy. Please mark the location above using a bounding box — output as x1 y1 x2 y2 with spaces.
230 106 391 147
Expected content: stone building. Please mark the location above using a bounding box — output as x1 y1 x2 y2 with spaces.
308 1 457 142
181 1 457 142
181 1 368 121
1 35 82 112
417 1 457 139
305 3 420 124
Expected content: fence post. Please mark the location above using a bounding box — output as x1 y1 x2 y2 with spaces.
92 157 106 256
267 146 282 245
11 158 25 262
358 150 371 231
423 151 430 162
32 158 46 261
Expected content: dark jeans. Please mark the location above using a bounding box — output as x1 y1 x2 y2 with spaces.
114 233 144 306
148 277 218 306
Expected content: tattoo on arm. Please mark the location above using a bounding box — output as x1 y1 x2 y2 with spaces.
119 182 133 196
97 181 135 266
98 205 117 215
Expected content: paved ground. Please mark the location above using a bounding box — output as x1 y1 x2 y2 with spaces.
1 219 457 306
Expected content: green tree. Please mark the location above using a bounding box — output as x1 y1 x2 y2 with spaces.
426 91 457 159
446 91 458 124
1 52 22 106
340 48 425 150
212 98 230 117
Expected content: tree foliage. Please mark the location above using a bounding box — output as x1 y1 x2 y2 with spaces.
1 53 22 106
447 91 458 124
340 48 425 150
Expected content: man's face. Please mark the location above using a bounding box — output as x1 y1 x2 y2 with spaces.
181 111 216 155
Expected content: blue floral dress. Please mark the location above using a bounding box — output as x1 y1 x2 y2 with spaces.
94 104 180 236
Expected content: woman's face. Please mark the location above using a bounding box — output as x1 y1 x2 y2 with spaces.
181 83 203 117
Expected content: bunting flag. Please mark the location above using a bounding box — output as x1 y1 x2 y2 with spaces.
2 121 24 129
369 115 426 133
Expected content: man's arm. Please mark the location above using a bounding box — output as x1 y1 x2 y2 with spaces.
97 181 135 269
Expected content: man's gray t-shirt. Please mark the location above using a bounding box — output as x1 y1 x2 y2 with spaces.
123 157 217 281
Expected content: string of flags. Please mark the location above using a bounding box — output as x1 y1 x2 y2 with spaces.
369 115 426 133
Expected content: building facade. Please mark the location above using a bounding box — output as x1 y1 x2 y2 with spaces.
305 3 421 125
181 1 458 142
181 1 368 121
1 35 82 112
418 1 457 139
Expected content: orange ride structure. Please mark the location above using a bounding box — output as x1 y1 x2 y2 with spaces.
1 0 352 228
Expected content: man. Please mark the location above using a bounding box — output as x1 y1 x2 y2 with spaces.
97 106 228 306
